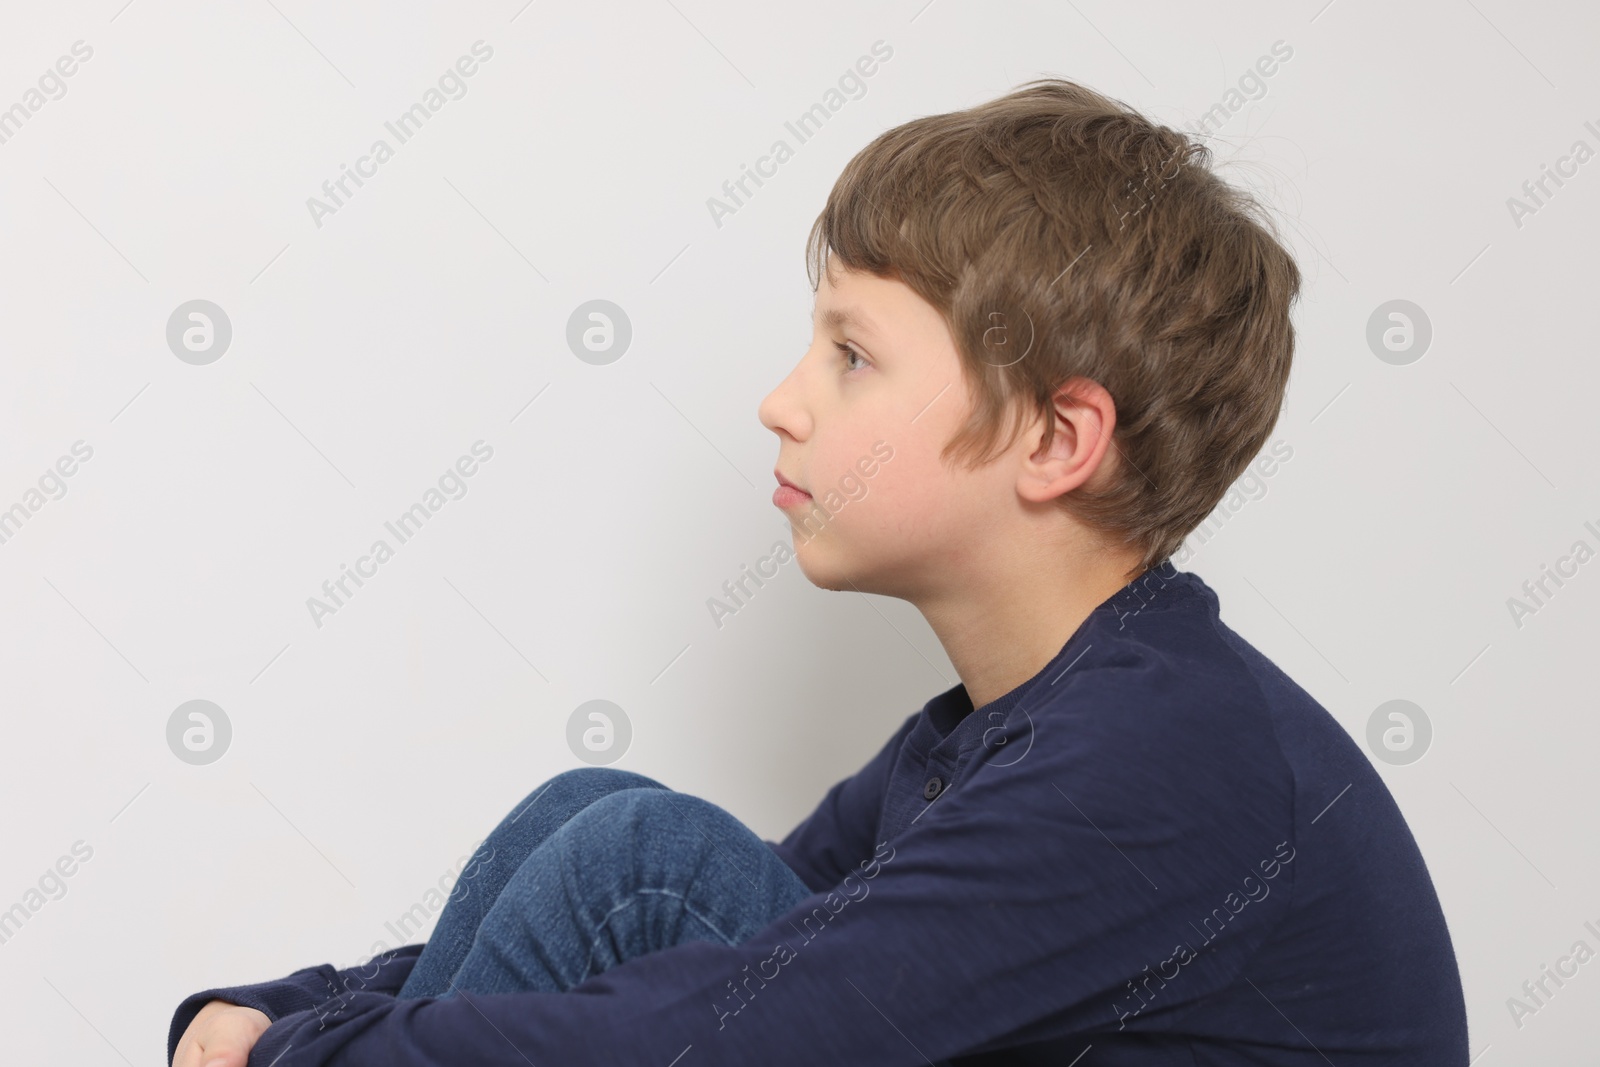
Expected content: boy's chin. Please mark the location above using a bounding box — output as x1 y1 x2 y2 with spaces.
792 537 859 593
793 536 900 597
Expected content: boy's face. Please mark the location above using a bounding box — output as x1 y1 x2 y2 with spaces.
758 263 1020 598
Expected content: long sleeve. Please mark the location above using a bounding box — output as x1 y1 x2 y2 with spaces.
763 711 917 892
166 944 423 1065
170 711 910 1064
220 669 1296 1067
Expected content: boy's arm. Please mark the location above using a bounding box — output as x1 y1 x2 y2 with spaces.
166 712 911 1063
166 944 423 1066
762 711 918 892
215 682 1294 1067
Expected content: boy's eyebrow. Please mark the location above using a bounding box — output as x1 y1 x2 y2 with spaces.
814 305 881 338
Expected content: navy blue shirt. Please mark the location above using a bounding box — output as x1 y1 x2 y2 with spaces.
167 564 1468 1065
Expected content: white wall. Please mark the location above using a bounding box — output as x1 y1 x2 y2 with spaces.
0 0 1594 1061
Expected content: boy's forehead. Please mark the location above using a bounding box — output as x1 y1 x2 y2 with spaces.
812 268 897 336
813 303 883 338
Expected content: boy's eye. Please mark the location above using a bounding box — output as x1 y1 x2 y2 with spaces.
835 341 869 372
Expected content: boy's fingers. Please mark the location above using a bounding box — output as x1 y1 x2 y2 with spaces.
176 1004 266 1067
184 1034 240 1067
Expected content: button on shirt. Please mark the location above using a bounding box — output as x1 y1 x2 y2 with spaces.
166 565 1468 1066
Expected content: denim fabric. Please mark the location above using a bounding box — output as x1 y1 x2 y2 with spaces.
396 766 815 999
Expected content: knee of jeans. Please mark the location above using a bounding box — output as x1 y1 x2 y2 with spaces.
542 766 668 799
575 787 737 850
478 768 671 861
509 767 670 826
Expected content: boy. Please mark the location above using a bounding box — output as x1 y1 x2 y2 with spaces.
169 79 1469 1066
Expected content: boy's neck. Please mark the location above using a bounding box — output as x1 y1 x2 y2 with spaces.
916 543 1147 713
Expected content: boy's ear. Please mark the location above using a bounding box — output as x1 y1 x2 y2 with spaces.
1016 377 1119 504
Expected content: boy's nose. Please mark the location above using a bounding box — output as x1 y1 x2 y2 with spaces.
757 385 782 434
758 366 809 441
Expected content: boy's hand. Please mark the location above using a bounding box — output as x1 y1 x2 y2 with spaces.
172 998 272 1067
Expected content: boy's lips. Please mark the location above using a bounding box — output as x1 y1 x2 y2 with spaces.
773 470 811 509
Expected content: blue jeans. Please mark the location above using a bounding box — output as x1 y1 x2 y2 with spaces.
396 767 815 999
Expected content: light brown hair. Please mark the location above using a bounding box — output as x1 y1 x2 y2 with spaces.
806 78 1302 577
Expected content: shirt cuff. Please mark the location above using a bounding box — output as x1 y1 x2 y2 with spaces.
166 944 424 1066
